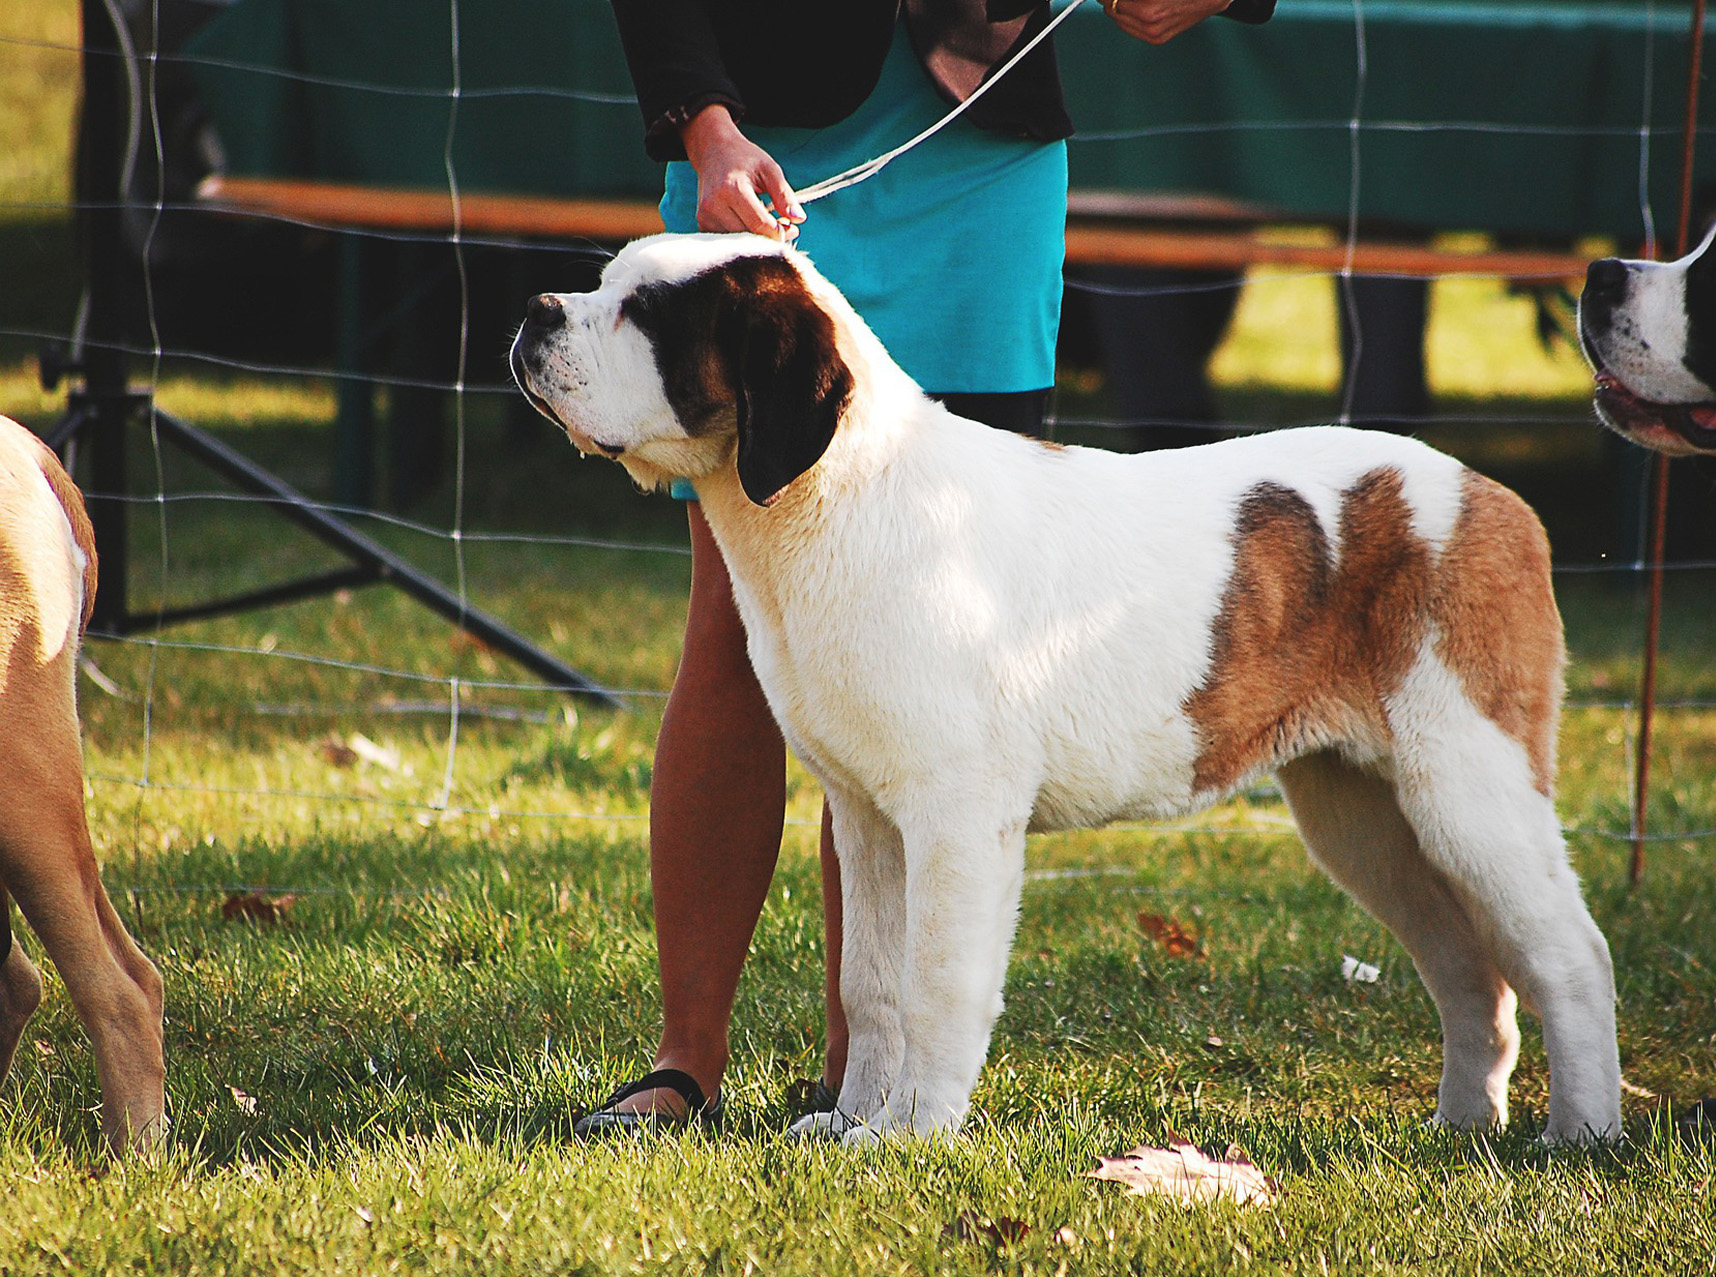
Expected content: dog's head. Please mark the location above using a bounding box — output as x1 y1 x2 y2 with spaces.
510 233 854 505
1578 225 1716 455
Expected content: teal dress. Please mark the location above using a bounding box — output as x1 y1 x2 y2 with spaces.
663 22 1066 498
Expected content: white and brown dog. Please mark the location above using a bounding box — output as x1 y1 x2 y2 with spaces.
0 416 164 1155
1580 225 1716 454
513 233 1621 1145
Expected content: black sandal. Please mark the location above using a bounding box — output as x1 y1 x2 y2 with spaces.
782 1079 850 1141
573 1067 723 1138
785 1078 840 1118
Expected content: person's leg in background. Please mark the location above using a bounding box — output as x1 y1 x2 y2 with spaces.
1337 272 1431 432
578 500 787 1128
1074 266 1243 452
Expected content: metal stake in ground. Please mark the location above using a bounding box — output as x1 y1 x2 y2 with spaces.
1632 0 1709 884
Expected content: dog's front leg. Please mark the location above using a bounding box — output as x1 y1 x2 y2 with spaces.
786 784 906 1142
845 809 1028 1144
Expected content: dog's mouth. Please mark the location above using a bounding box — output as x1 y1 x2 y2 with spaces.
1591 369 1716 456
510 348 626 458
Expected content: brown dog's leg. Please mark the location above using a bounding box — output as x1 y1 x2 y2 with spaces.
0 886 46 1086
0 658 165 1156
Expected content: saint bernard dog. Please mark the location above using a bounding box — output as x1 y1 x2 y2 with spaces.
512 233 1621 1145
0 415 164 1155
1580 224 1716 455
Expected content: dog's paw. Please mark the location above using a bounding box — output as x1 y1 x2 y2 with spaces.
840 1121 887 1148
784 1109 854 1143
1539 1118 1623 1147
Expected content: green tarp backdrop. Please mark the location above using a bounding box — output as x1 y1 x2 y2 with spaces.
187 0 1716 241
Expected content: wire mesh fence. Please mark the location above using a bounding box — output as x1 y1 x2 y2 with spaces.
3 0 1714 880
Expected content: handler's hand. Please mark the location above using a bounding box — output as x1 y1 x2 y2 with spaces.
680 105 804 242
1104 0 1232 45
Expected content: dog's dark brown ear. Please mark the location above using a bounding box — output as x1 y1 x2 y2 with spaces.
716 255 854 507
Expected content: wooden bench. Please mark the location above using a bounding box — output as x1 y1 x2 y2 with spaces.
198 175 1599 281
194 174 1599 507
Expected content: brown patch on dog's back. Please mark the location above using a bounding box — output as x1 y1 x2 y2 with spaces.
1186 470 1432 795
1430 470 1563 794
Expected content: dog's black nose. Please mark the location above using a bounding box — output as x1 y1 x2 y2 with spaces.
526 293 566 329
1583 257 1629 304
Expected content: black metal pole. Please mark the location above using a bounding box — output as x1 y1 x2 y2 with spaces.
56 0 619 708
1631 0 1709 883
148 408 622 705
75 0 136 634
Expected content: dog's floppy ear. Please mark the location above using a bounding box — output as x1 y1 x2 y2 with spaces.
714 254 854 507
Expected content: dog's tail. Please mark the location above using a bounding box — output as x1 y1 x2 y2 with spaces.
25 433 99 634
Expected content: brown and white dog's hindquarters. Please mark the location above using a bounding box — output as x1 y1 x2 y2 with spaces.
0 416 164 1155
512 233 1621 1145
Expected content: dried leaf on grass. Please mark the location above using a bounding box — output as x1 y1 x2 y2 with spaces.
1086 1135 1278 1206
221 892 297 925
1138 912 1204 960
318 732 407 773
345 732 404 773
1341 953 1381 983
942 1212 1031 1246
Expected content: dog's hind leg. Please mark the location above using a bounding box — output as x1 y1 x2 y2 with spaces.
1278 751 1522 1131
0 657 165 1156
0 885 46 1087
1385 653 1621 1144
845 805 1028 1142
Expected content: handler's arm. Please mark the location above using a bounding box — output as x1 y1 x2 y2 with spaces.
679 105 803 240
1102 0 1275 44
609 0 742 161
608 0 802 239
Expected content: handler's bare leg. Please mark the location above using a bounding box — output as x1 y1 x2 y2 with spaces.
615 502 846 1117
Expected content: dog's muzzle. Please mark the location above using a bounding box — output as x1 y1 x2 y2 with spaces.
509 294 563 414
1579 258 1716 454
510 295 627 458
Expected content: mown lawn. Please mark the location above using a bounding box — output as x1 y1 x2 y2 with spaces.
0 377 1702 1273
4 2 1716 1272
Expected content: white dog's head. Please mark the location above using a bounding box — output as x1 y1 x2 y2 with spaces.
510 233 855 505
1578 224 1716 455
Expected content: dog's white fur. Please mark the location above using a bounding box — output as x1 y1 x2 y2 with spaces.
0 415 165 1155
513 233 1621 1145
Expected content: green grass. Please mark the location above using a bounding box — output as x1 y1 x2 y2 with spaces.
0 404 1704 1275
4 3 1716 1270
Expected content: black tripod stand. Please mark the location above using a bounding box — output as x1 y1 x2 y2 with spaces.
47 0 618 708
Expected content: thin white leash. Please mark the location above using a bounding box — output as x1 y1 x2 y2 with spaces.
794 0 1092 205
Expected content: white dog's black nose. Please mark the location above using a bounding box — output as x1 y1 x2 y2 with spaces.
1583 258 1628 306
526 293 566 330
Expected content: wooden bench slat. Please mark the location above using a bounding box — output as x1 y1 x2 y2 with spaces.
1063 224 1591 279
199 175 1591 279
199 176 665 241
